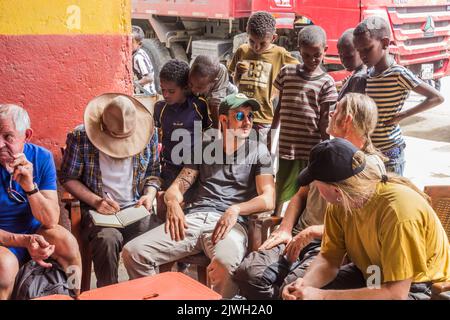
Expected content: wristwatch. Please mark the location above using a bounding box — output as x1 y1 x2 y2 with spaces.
24 183 39 196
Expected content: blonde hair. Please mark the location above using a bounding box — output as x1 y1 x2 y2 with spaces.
329 151 429 213
339 93 379 154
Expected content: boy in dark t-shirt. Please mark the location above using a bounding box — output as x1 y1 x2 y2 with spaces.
153 59 212 197
337 28 367 101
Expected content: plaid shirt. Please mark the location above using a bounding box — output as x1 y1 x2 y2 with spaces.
59 125 161 206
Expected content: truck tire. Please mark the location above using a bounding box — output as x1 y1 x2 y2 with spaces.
141 38 172 93
170 43 189 63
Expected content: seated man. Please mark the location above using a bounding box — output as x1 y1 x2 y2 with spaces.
123 93 275 298
0 104 81 300
60 93 161 288
234 93 385 299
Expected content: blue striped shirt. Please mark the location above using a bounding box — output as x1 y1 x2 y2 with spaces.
366 64 421 151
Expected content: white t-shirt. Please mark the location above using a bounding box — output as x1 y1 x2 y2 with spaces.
99 151 135 208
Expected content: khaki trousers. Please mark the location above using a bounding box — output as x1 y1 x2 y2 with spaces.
122 211 248 298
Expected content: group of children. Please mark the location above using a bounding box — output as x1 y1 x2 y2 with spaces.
132 11 444 211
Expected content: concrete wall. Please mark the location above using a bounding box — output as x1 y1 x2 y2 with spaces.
0 0 133 164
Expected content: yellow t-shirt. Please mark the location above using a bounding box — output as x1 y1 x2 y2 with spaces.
228 44 299 124
321 182 450 284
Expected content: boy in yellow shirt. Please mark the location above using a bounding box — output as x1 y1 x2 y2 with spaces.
229 11 298 142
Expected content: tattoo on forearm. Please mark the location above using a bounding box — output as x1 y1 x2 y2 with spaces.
175 168 198 194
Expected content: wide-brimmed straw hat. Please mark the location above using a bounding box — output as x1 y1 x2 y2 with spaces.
84 93 153 158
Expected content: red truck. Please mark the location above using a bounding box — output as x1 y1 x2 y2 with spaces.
132 0 450 90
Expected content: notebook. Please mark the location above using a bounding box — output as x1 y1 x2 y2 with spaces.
89 205 150 228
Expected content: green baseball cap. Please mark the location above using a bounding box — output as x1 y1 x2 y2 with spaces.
219 93 261 115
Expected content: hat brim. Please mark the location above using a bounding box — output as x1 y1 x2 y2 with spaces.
84 93 154 158
237 98 260 112
297 166 314 187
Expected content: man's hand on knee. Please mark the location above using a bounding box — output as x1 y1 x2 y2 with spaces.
25 234 55 268
165 200 188 241
212 206 239 244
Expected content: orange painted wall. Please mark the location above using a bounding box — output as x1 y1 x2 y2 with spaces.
0 0 133 164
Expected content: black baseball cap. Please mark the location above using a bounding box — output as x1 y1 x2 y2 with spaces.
297 138 366 186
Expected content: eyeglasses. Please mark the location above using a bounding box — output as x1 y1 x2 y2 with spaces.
235 111 254 122
8 175 27 203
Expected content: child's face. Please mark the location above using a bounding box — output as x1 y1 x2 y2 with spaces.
247 31 276 55
338 40 363 72
353 32 388 68
189 74 214 96
132 38 140 52
299 43 326 72
160 80 186 105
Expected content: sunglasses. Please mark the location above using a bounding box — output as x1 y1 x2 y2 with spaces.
8 175 27 203
234 111 254 122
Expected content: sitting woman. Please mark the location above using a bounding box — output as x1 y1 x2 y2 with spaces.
282 138 450 300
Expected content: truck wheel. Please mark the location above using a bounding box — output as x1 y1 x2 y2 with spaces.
141 38 172 93
170 43 189 63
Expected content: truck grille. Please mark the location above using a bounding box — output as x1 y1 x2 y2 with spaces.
386 5 450 73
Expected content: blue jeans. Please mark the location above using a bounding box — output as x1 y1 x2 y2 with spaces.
383 143 406 176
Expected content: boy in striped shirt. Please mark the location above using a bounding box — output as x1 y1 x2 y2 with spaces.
271 26 338 210
353 16 444 175
132 26 156 95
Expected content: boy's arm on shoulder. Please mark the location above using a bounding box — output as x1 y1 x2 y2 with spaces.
228 47 242 74
282 47 300 65
198 97 213 129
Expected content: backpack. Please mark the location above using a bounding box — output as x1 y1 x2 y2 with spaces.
11 259 74 300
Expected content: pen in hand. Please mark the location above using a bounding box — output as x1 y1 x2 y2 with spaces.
103 192 120 214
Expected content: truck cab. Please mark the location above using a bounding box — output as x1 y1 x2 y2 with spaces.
132 0 450 90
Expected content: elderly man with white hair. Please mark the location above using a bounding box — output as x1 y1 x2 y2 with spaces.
0 104 81 300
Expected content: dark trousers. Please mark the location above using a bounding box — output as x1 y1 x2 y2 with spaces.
81 211 161 288
234 239 432 300
234 240 322 299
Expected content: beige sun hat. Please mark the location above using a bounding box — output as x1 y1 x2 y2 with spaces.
84 93 154 158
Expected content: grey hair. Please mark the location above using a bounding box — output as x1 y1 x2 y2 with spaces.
132 25 145 43
0 104 31 133
298 25 327 48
